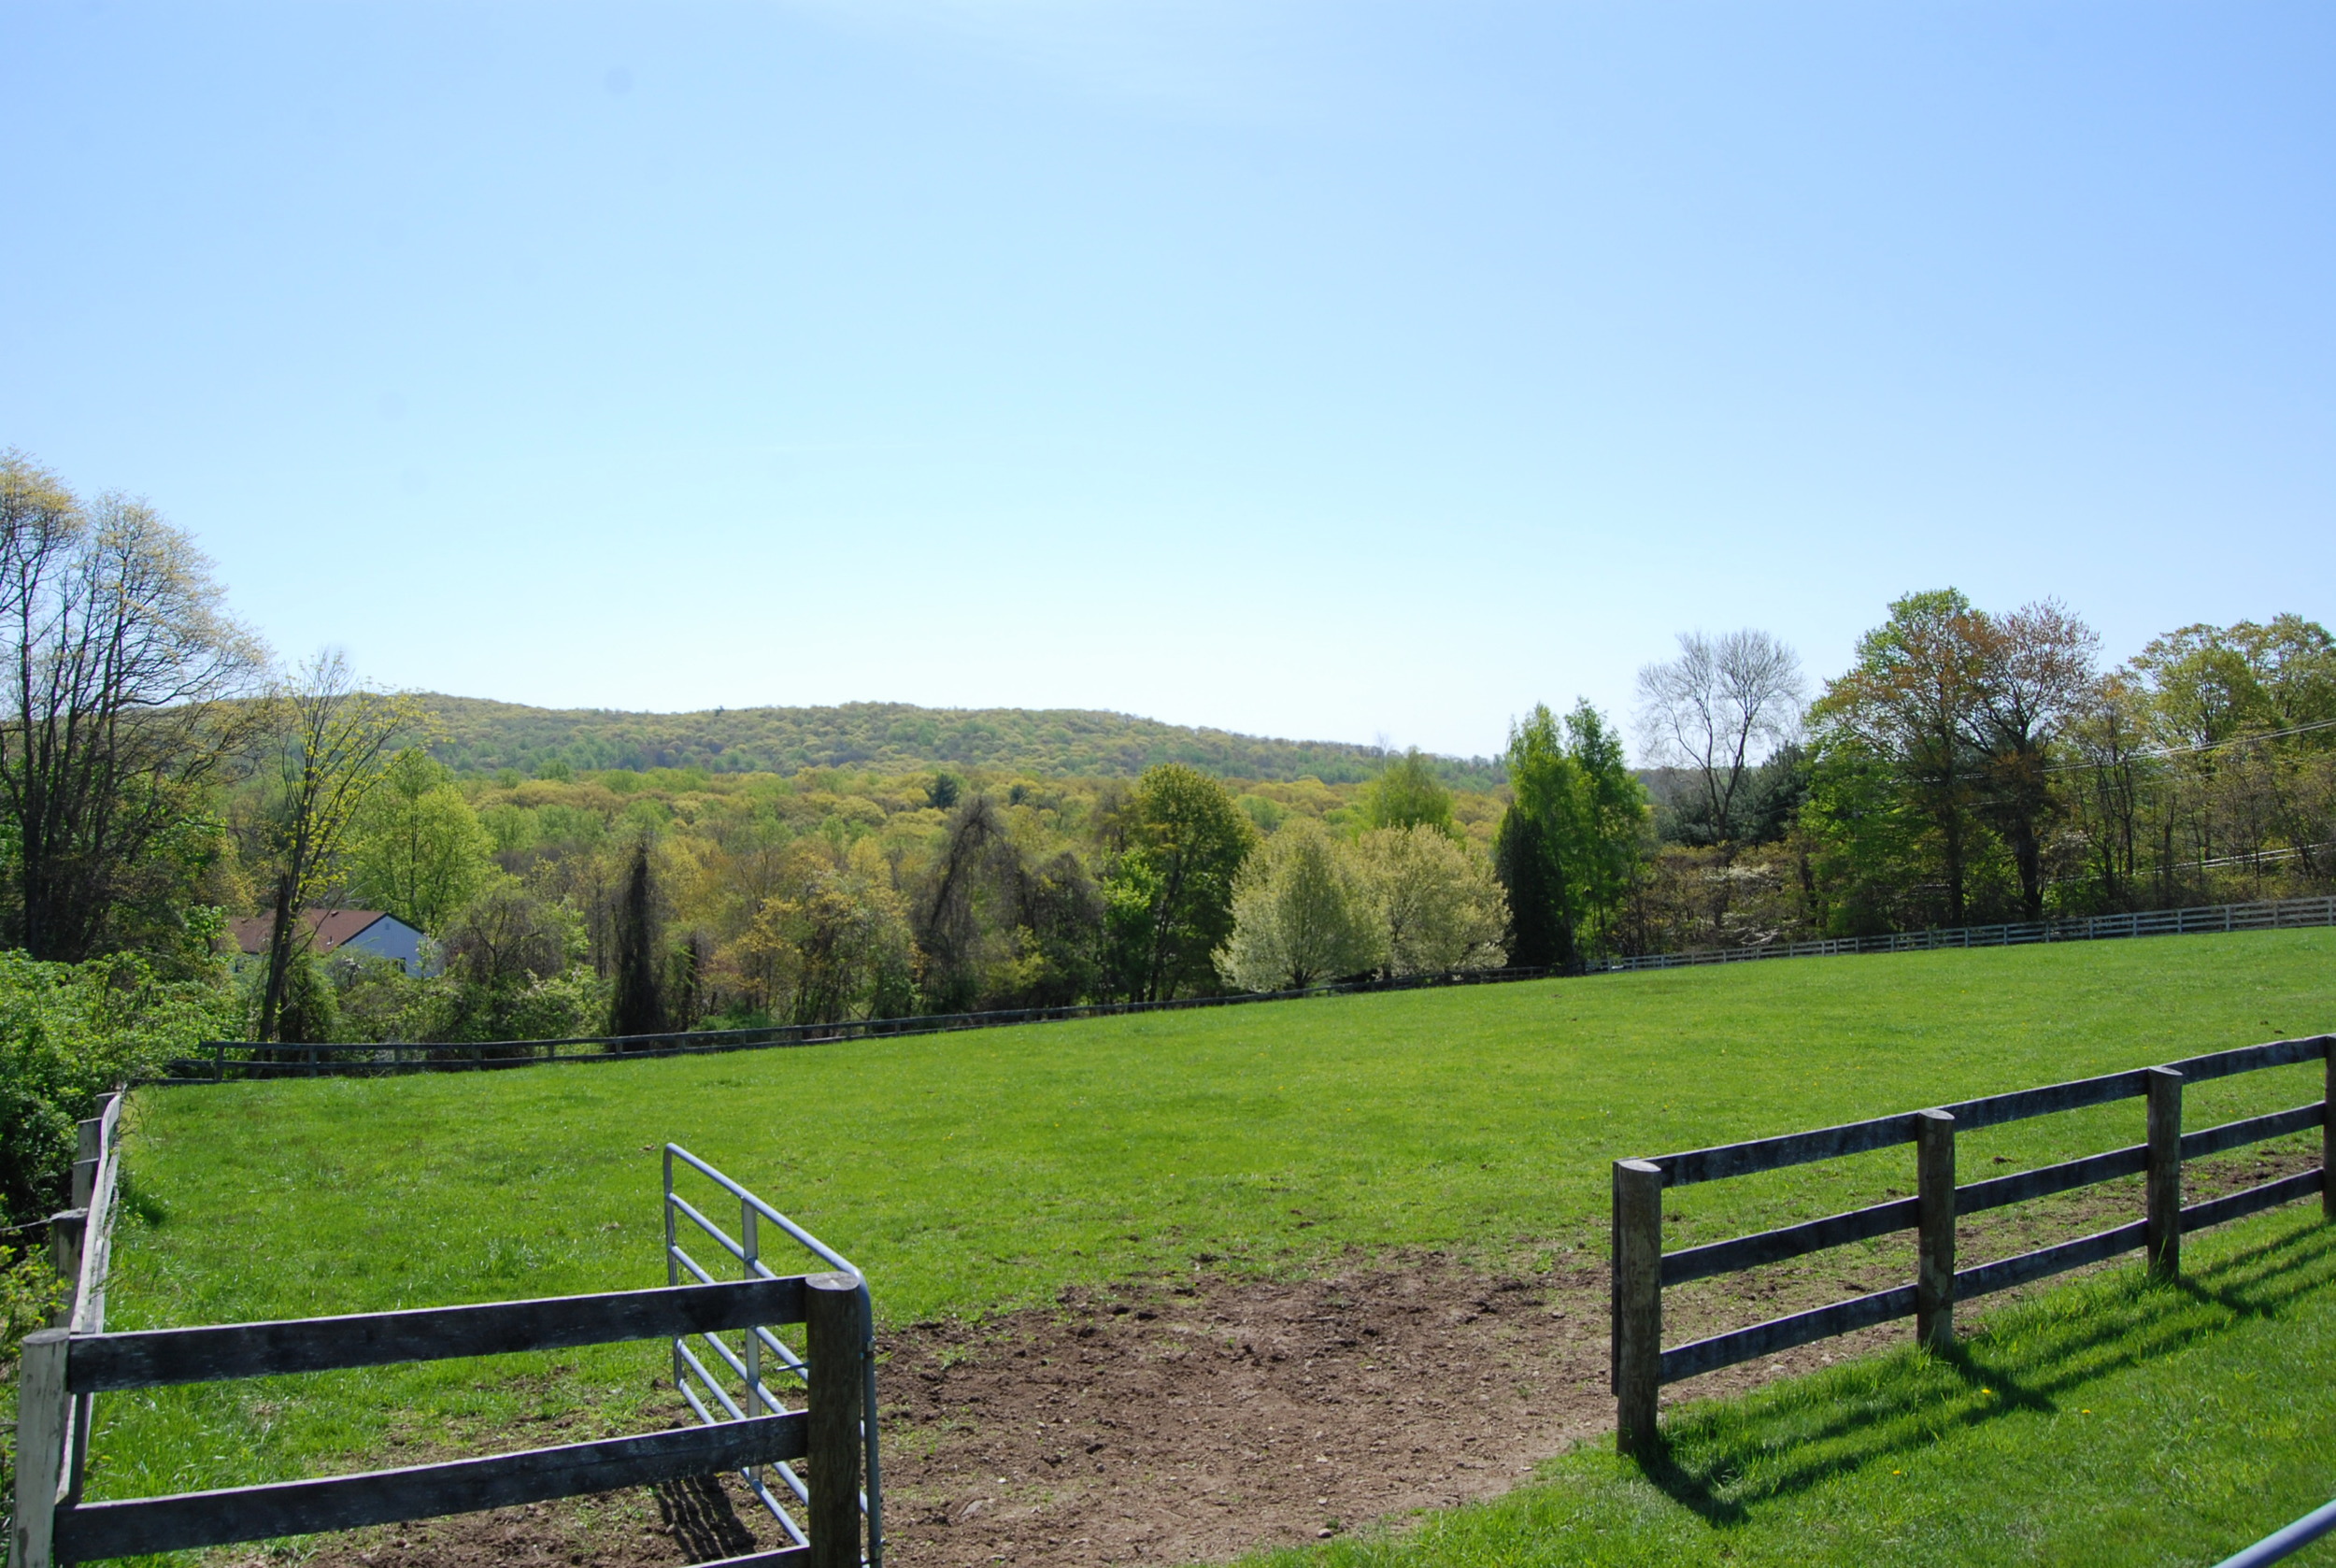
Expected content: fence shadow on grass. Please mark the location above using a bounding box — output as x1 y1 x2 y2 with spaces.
1641 1214 2336 1526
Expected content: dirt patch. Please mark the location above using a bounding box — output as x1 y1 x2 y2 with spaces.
257 1145 2323 1568
874 1249 1885 1567
223 1474 796 1568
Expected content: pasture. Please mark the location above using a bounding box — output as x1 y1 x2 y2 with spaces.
88 929 2336 1559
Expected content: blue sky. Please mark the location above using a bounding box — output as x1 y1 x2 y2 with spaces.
6 1 2330 761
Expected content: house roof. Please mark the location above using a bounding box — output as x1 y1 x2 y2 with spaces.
227 908 393 957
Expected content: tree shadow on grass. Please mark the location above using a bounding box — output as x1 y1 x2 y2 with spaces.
1640 1214 2336 1527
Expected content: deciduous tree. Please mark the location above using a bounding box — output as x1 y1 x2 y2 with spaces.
0 455 265 962
1104 763 1257 1001
1493 702 1646 969
1217 820 1382 991
1356 748 1457 837
347 749 496 934
1965 601 2099 919
1355 824 1507 975
1808 591 1990 925
254 652 417 1042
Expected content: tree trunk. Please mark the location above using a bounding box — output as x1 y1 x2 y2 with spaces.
257 871 297 1044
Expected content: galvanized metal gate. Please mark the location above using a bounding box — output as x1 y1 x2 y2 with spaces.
662 1146 884 1565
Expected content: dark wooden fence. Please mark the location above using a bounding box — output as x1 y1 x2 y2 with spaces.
9 1276 868 1568
1598 892 2336 974
161 964 1565 1081
1609 1033 2336 1458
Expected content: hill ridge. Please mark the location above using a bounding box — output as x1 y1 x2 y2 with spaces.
415 693 1506 787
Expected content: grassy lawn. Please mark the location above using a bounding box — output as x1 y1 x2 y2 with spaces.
85 930 2336 1533
1240 1204 2336 1568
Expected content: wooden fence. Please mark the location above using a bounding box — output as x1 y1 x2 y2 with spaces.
1609 1033 2336 1458
1598 892 2336 974
162 965 1564 1081
7 1105 873 1568
9 1276 868 1568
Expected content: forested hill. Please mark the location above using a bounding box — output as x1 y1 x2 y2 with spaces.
416 695 1506 787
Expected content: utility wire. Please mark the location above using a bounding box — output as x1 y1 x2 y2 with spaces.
2045 714 2336 773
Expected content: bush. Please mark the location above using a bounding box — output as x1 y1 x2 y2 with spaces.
0 950 235 1231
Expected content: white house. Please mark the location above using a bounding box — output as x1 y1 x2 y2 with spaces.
228 909 429 975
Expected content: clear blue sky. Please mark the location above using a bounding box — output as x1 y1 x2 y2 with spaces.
6 1 2330 761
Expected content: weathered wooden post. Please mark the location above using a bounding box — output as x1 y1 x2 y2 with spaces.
2325 1040 2334 1222
1611 1158 1664 1461
1915 1109 1957 1347
72 1119 103 1209
47 1210 87 1329
805 1271 865 1568
2146 1066 2184 1278
10 1328 69 1568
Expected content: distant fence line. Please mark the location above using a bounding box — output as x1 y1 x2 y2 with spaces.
162 893 2336 1083
163 963 1566 1081
1595 892 2336 974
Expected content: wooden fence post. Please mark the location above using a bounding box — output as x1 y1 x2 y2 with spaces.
2324 1042 2334 1222
48 1209 87 1329
805 1271 864 1568
72 1119 103 1209
2146 1066 2184 1278
10 1328 69 1568
1611 1159 1664 1461
1915 1109 1957 1347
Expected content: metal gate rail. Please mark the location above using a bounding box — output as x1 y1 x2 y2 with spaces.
662 1145 883 1566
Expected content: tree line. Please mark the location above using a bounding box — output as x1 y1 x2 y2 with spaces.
1629 593 2336 951
4 449 2331 1230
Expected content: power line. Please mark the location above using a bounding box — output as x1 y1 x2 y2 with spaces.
2046 714 2336 773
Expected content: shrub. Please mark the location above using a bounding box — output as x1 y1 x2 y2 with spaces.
0 950 235 1231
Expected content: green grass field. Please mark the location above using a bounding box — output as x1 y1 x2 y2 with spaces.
87 929 2336 1559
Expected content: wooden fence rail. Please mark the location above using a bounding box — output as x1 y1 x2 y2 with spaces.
1609 1033 2336 1458
9 1275 868 1568
1599 893 2336 974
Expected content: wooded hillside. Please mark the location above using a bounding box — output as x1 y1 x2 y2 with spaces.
414 695 1506 788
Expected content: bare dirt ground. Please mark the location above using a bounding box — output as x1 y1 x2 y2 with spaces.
264 1146 2317 1568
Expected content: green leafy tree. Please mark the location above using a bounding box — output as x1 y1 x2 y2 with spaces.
1964 601 2099 919
1355 824 1508 976
347 749 496 934
350 876 604 1046
1356 748 1457 836
1493 702 1646 969
1217 820 1383 991
1104 763 1258 1001
1807 591 1991 926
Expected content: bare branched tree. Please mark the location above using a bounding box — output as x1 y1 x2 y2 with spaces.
255 652 419 1041
0 455 267 960
1634 629 1806 846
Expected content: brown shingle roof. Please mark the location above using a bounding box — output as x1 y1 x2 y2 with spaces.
226 909 389 957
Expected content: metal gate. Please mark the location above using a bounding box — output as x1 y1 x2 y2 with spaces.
662 1146 884 1565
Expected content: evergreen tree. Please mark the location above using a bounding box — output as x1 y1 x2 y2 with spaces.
1493 799 1562 966
608 839 665 1040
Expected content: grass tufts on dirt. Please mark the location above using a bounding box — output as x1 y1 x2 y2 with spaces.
1241 1205 2336 1567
